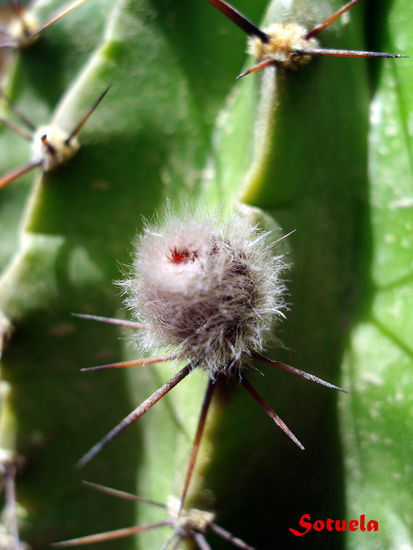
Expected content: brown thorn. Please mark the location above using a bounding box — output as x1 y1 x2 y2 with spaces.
210 523 256 550
65 86 110 145
0 41 16 49
206 0 269 42
241 377 305 450
29 0 91 41
193 532 212 550
0 91 36 131
304 0 361 39
0 160 42 189
252 352 348 393
72 312 146 331
295 48 407 59
82 480 166 508
170 537 182 550
0 117 32 141
77 362 194 468
160 531 179 550
236 58 275 80
81 355 177 372
51 522 171 547
179 378 215 513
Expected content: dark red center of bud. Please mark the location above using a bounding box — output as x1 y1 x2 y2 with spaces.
169 248 197 264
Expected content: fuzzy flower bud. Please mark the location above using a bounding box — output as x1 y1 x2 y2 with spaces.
121 213 288 377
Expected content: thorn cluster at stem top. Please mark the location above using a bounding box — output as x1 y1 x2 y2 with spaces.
248 23 319 70
6 11 40 49
31 126 79 172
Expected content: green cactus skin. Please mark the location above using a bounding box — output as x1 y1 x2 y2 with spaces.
0 0 411 549
339 0 413 548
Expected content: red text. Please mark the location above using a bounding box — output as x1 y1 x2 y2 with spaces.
289 514 379 536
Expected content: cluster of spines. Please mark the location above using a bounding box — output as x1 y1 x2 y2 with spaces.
0 0 90 50
0 86 110 189
66 211 346 549
207 0 405 78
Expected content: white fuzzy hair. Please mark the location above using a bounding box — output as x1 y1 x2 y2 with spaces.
120 212 288 377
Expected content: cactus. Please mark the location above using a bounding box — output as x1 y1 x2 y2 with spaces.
0 0 411 549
